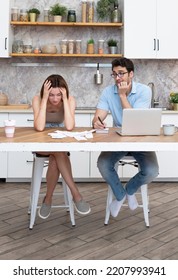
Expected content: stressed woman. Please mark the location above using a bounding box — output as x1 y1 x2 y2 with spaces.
32 74 91 219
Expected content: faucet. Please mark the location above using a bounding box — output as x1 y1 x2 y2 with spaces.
147 82 159 108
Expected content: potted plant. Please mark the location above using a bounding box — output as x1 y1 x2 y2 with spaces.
87 39 95 54
28 8 40 22
169 92 178 110
107 38 118 54
96 0 115 21
49 3 67 22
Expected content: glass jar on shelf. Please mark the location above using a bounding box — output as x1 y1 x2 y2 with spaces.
81 1 87 22
87 1 94 22
98 40 104 54
44 8 49 22
60 40 68 54
12 40 24 53
11 7 19 21
33 47 41 54
75 40 82 54
19 9 28 22
67 10 76 22
23 45 32 53
111 2 122 23
68 40 75 54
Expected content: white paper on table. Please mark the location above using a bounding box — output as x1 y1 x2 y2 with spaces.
74 136 88 141
48 129 96 141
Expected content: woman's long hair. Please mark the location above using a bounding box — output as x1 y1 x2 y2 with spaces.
40 74 69 99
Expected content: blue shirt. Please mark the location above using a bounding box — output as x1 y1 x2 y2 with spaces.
97 81 151 126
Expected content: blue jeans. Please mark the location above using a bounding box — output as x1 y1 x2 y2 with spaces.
97 151 159 201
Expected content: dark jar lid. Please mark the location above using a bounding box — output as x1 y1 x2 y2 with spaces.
67 10 76 22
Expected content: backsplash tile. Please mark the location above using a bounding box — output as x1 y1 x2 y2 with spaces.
0 0 178 109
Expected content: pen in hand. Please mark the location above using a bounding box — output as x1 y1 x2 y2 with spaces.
98 116 105 128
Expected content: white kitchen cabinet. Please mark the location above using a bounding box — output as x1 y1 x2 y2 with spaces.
9 112 34 127
124 0 178 59
0 152 8 178
7 152 33 179
161 113 178 127
75 113 91 127
6 112 34 180
0 113 8 178
0 0 13 57
156 152 178 180
0 113 8 126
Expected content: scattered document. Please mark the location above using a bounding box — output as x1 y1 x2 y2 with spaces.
95 127 109 134
48 129 96 141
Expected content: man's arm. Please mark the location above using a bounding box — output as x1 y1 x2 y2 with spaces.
92 108 108 129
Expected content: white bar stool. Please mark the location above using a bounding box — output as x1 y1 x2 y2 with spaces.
28 153 75 229
104 156 149 227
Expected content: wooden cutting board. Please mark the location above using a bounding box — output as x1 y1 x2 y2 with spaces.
0 104 31 109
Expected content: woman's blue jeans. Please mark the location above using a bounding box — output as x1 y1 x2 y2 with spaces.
97 151 159 201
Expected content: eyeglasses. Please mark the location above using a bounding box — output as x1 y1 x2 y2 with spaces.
111 72 128 78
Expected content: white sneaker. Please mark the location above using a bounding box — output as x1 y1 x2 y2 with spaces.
127 194 138 210
110 196 126 217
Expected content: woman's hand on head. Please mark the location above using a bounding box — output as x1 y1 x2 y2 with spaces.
60 87 67 100
43 80 51 101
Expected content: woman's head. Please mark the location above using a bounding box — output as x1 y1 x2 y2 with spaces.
40 74 69 99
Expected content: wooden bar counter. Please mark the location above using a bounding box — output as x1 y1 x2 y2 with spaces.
0 127 178 152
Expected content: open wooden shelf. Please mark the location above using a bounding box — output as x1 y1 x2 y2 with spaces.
10 21 123 27
11 53 123 57
10 21 123 58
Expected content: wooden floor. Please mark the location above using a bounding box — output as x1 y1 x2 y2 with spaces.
0 180 178 260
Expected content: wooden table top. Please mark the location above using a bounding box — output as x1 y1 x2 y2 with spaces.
0 127 178 152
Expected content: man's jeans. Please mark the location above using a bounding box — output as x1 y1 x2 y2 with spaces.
97 151 159 201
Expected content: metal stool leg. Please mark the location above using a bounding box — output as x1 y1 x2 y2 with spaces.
29 154 75 229
140 184 149 227
104 156 150 227
104 186 113 225
29 156 45 229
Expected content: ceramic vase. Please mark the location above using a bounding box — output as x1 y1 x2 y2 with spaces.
108 46 118 54
54 15 62 22
87 43 94 54
29 13 37 22
173 103 178 110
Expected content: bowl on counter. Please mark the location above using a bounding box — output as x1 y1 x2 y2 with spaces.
41 44 57 54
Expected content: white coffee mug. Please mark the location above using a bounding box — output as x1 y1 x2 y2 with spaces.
4 119 16 138
163 124 178 136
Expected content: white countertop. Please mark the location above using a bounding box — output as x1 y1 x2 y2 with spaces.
0 108 177 114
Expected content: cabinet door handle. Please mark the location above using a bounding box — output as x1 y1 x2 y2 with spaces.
27 119 34 122
153 39 156 51
26 160 34 163
4 38 7 50
157 39 159 51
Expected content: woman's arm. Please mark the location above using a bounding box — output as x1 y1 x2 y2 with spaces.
61 88 76 131
32 80 51 131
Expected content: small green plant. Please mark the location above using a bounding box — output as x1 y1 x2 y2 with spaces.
169 92 178 103
87 38 94 44
96 0 116 20
49 3 67 16
28 8 40 15
107 39 117 47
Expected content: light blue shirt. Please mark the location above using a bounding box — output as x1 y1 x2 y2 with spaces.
97 81 151 126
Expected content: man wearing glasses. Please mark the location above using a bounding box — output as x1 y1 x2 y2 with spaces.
92 57 159 217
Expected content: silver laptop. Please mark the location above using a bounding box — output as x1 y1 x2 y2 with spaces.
116 108 162 136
